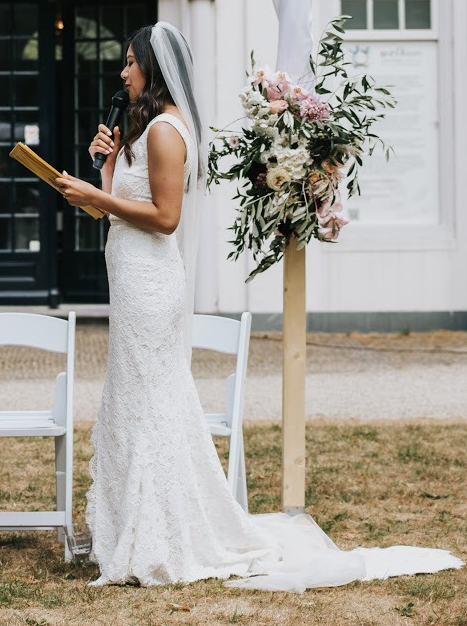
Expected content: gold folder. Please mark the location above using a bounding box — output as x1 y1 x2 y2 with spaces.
9 142 106 220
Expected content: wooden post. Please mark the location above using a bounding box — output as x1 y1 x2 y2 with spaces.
282 234 306 514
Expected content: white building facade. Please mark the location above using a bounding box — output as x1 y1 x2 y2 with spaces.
160 0 467 331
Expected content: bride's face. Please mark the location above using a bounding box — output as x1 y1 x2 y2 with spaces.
121 45 145 103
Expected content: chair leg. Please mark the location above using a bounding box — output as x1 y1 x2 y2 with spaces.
236 438 249 513
55 435 73 561
64 538 73 562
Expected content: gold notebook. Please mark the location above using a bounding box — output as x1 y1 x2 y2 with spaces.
9 142 106 220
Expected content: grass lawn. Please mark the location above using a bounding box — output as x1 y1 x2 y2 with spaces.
0 419 466 626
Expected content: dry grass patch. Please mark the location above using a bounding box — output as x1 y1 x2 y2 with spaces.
0 419 466 626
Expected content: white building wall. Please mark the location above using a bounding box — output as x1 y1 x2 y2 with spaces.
160 0 467 324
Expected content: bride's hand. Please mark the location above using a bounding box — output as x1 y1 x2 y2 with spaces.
88 124 121 173
55 171 99 208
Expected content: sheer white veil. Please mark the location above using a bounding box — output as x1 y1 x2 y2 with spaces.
150 21 208 367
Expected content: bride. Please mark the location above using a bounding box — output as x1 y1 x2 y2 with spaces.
55 22 463 592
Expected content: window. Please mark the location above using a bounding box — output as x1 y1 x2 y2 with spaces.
374 0 399 29
339 0 441 228
342 0 431 30
0 3 40 252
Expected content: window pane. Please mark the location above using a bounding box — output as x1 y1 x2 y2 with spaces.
341 0 367 29
374 0 399 29
13 4 38 36
0 182 11 213
0 75 11 106
15 111 40 143
102 56 123 76
77 110 99 144
406 0 431 29
0 216 12 250
102 75 120 107
77 75 99 108
14 216 39 250
15 37 38 71
0 5 12 35
16 183 39 214
100 39 122 71
0 146 11 178
0 111 11 143
100 5 123 40
78 215 99 250
76 7 98 39
76 41 98 73
14 75 38 106
0 39 12 71
11 156 26 178
77 148 95 179
124 5 146 37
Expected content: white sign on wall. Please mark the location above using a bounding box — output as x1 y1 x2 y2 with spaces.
343 41 439 225
24 124 40 145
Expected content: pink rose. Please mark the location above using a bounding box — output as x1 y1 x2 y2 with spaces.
269 99 289 114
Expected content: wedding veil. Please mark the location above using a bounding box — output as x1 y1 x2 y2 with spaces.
150 21 208 367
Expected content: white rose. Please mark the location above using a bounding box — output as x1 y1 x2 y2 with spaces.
266 167 292 191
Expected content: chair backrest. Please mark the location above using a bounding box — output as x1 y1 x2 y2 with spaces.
192 313 252 426
0 312 76 429
0 312 70 353
192 314 243 354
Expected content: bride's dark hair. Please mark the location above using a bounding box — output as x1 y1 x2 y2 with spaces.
120 25 174 167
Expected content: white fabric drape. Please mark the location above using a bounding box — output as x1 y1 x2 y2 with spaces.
272 0 314 90
150 22 208 368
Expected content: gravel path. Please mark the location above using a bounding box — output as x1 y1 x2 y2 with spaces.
1 325 466 421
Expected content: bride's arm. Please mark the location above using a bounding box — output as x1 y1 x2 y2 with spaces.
57 122 186 234
100 170 113 195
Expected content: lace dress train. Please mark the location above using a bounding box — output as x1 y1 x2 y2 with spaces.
84 113 463 592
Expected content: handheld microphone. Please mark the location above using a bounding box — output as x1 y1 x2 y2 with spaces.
93 90 130 171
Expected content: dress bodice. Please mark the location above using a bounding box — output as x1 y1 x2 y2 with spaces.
109 113 195 224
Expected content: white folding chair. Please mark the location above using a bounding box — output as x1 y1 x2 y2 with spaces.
192 312 252 513
0 312 75 561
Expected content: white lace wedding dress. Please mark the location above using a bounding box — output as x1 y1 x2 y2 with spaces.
84 112 463 592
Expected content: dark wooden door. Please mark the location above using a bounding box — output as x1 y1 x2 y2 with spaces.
0 1 58 305
0 0 157 305
58 0 157 302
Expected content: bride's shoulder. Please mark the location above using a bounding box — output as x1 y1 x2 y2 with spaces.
146 116 187 163
147 115 186 140
154 109 190 134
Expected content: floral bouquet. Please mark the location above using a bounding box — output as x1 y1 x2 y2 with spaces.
208 15 396 282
